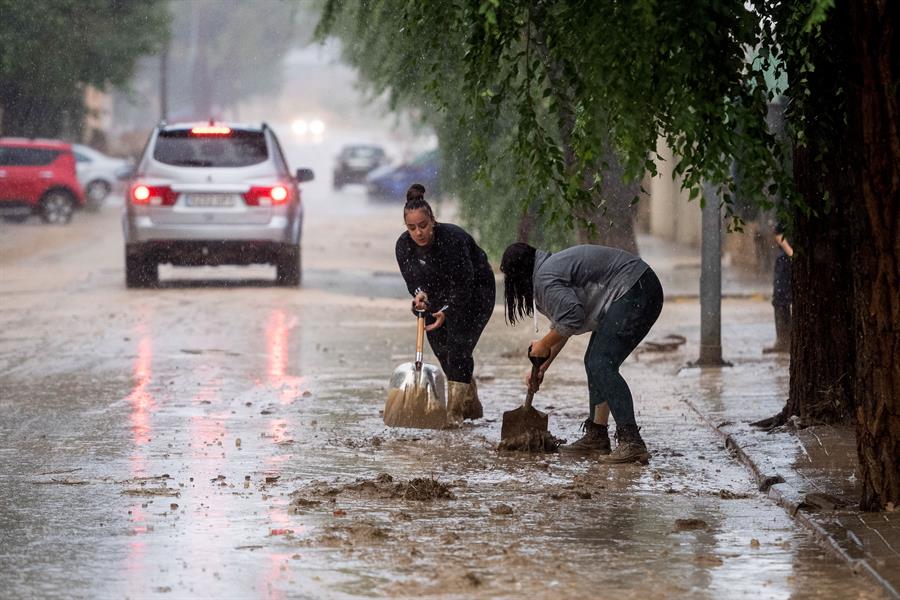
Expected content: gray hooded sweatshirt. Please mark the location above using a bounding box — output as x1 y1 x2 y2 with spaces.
533 245 649 336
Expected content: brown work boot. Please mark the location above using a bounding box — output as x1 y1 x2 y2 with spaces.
559 419 611 455
461 378 483 420
446 381 468 427
597 425 650 464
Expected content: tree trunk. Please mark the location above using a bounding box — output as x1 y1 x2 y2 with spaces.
785 2 858 425
845 0 900 511
787 160 855 424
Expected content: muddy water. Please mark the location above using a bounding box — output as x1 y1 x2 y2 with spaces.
0 193 886 599
383 384 447 430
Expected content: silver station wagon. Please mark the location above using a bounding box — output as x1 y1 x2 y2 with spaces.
122 121 313 288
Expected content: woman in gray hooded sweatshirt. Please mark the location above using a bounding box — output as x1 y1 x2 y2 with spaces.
500 242 663 463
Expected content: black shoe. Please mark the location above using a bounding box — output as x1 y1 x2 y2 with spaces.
559 419 611 455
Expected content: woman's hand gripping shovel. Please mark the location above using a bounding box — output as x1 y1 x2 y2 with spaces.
383 309 449 429
499 348 561 452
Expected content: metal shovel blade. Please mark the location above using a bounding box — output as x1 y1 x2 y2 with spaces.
384 362 448 429
500 402 548 441
500 355 549 442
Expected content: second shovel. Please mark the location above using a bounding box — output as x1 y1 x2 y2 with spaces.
500 351 549 441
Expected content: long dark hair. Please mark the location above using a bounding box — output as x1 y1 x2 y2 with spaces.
500 242 536 325
403 183 434 221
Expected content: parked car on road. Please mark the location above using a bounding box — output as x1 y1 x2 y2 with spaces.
72 143 132 211
0 138 85 224
365 149 440 201
122 121 314 288
333 144 387 189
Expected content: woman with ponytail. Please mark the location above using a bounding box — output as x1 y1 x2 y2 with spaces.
395 183 495 425
500 242 663 464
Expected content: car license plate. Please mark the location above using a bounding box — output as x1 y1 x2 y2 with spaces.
185 194 235 208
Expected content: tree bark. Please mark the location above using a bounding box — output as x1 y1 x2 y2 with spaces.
786 2 858 427
845 0 900 511
788 155 855 424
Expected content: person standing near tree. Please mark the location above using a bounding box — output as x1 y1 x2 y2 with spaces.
396 183 495 425
500 242 663 463
764 222 793 353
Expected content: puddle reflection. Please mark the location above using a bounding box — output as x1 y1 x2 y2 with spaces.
265 309 305 405
126 333 155 449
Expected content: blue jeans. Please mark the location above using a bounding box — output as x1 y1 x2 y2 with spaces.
584 268 664 427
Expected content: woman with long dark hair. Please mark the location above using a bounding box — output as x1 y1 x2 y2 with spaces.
500 242 663 463
396 184 495 425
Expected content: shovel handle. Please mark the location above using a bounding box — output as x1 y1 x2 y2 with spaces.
524 346 548 409
415 310 426 368
524 366 539 409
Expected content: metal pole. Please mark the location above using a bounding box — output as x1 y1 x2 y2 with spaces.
160 43 169 121
697 181 726 365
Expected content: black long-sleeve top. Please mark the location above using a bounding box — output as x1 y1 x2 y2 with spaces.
395 222 494 319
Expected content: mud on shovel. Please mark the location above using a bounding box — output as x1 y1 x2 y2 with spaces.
500 350 553 448
383 310 448 429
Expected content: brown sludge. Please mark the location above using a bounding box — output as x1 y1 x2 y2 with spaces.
497 430 563 453
383 386 447 429
294 473 455 502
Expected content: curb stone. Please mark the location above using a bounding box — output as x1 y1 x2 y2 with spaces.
679 395 900 599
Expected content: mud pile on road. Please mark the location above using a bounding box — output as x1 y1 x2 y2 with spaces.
497 430 564 453
289 473 454 512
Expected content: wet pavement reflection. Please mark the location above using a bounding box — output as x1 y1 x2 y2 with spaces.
0 195 886 599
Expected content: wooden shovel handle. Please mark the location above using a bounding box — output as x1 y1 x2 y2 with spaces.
415 311 426 355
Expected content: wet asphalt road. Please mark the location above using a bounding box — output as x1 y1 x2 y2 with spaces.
0 180 885 599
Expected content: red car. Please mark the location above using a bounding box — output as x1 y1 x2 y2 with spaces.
0 138 85 224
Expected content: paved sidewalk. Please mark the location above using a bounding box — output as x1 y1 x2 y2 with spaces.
674 354 900 598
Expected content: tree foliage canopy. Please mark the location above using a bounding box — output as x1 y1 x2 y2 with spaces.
318 0 793 255
0 0 170 137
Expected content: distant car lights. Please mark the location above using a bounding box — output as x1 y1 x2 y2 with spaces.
291 118 326 142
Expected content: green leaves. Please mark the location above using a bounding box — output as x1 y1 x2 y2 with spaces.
0 0 170 136
317 0 806 254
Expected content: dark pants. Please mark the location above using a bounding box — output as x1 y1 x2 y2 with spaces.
584 268 664 428
773 253 792 307
427 283 495 383
772 253 792 346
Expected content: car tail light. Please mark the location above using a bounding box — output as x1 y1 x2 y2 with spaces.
190 126 231 135
244 185 290 206
131 184 177 206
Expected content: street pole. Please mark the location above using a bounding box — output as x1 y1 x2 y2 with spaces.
697 181 727 366
160 43 169 121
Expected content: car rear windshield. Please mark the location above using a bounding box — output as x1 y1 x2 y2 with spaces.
153 130 268 167
0 147 61 166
